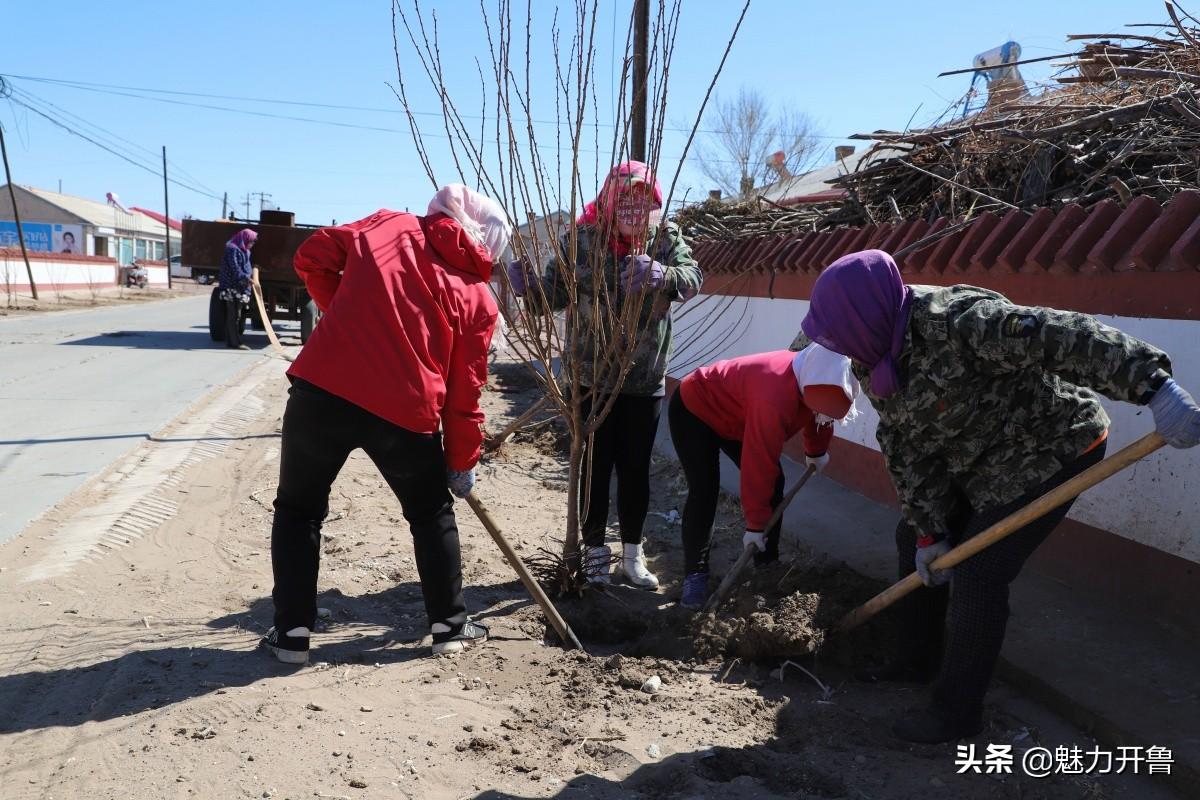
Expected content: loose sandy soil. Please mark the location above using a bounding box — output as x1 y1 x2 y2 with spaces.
0 284 206 318
0 352 1171 799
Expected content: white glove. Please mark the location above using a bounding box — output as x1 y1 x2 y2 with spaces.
805 453 830 472
446 468 475 499
914 540 952 587
1149 377 1200 448
742 530 766 552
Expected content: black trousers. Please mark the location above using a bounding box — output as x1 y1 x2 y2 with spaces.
224 298 245 347
894 439 1108 718
270 378 467 634
668 390 785 574
579 392 662 548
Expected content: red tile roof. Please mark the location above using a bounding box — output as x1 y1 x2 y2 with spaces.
130 207 183 231
691 191 1200 276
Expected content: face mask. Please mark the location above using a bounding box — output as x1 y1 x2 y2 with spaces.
614 192 652 229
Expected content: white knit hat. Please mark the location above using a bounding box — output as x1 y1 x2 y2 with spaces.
427 184 512 261
792 342 860 424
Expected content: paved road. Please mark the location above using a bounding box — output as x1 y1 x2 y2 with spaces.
0 296 293 545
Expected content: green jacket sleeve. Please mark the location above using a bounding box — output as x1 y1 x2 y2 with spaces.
652 223 702 302
877 420 957 541
949 297 1172 404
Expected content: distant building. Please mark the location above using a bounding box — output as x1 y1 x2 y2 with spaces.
0 185 181 264
751 145 909 207
506 209 567 265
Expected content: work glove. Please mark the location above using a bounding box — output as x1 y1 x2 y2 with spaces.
1149 377 1200 448
742 530 766 552
620 254 665 292
447 468 475 499
914 539 951 587
805 453 830 472
505 259 534 298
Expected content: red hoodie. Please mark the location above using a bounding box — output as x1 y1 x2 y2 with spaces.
288 210 497 471
679 350 844 531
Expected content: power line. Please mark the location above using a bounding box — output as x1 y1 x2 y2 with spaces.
4 81 222 202
1 71 854 140
4 75 836 170
4 94 222 201
10 87 219 196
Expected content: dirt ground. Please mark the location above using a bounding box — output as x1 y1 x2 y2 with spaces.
0 283 206 317
0 351 1172 800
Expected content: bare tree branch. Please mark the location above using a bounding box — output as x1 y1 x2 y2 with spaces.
695 87 823 199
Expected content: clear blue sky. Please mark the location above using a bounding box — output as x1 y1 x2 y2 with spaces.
0 0 1155 226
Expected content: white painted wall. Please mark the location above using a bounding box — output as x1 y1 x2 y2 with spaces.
0 256 117 290
670 294 1200 564
143 265 168 287
0 258 167 289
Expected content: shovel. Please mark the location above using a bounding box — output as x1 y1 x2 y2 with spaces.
834 431 1166 633
701 464 819 614
464 492 586 652
251 268 296 362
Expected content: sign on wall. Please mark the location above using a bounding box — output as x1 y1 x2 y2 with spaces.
0 222 85 253
54 224 84 254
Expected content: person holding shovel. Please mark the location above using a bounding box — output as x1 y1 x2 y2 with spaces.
668 344 860 609
261 185 511 663
218 228 257 350
801 248 1200 743
506 161 702 589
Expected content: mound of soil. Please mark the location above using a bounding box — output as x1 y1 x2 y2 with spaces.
693 591 825 662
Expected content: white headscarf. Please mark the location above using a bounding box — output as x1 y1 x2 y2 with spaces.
792 342 860 424
427 184 512 262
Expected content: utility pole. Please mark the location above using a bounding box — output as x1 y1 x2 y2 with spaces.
251 191 273 214
0 124 37 300
162 145 172 289
221 191 228 219
243 193 252 220
630 0 649 162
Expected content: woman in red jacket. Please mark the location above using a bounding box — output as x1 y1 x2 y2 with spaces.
261 184 510 663
669 344 859 609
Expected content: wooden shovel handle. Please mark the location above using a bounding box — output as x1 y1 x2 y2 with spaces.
464 492 586 652
835 431 1166 633
251 267 295 362
701 464 818 614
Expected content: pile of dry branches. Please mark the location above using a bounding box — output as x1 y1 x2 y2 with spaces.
672 196 850 241
832 7 1200 224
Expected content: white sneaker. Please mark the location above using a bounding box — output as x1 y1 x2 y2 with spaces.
583 544 612 584
431 620 489 655
620 542 659 589
260 626 310 665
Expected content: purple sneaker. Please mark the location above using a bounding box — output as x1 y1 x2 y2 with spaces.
680 572 708 610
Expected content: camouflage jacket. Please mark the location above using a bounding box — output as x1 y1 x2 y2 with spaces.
839 285 1171 540
535 222 701 396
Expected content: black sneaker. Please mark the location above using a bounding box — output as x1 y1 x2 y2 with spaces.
260 626 310 665
431 620 488 655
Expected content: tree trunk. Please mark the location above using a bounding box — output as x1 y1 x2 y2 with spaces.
562 437 583 569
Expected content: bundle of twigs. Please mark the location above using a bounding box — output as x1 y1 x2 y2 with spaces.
831 7 1200 225
673 196 849 241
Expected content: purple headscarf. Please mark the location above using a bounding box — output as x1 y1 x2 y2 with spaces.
800 249 914 398
227 229 258 252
